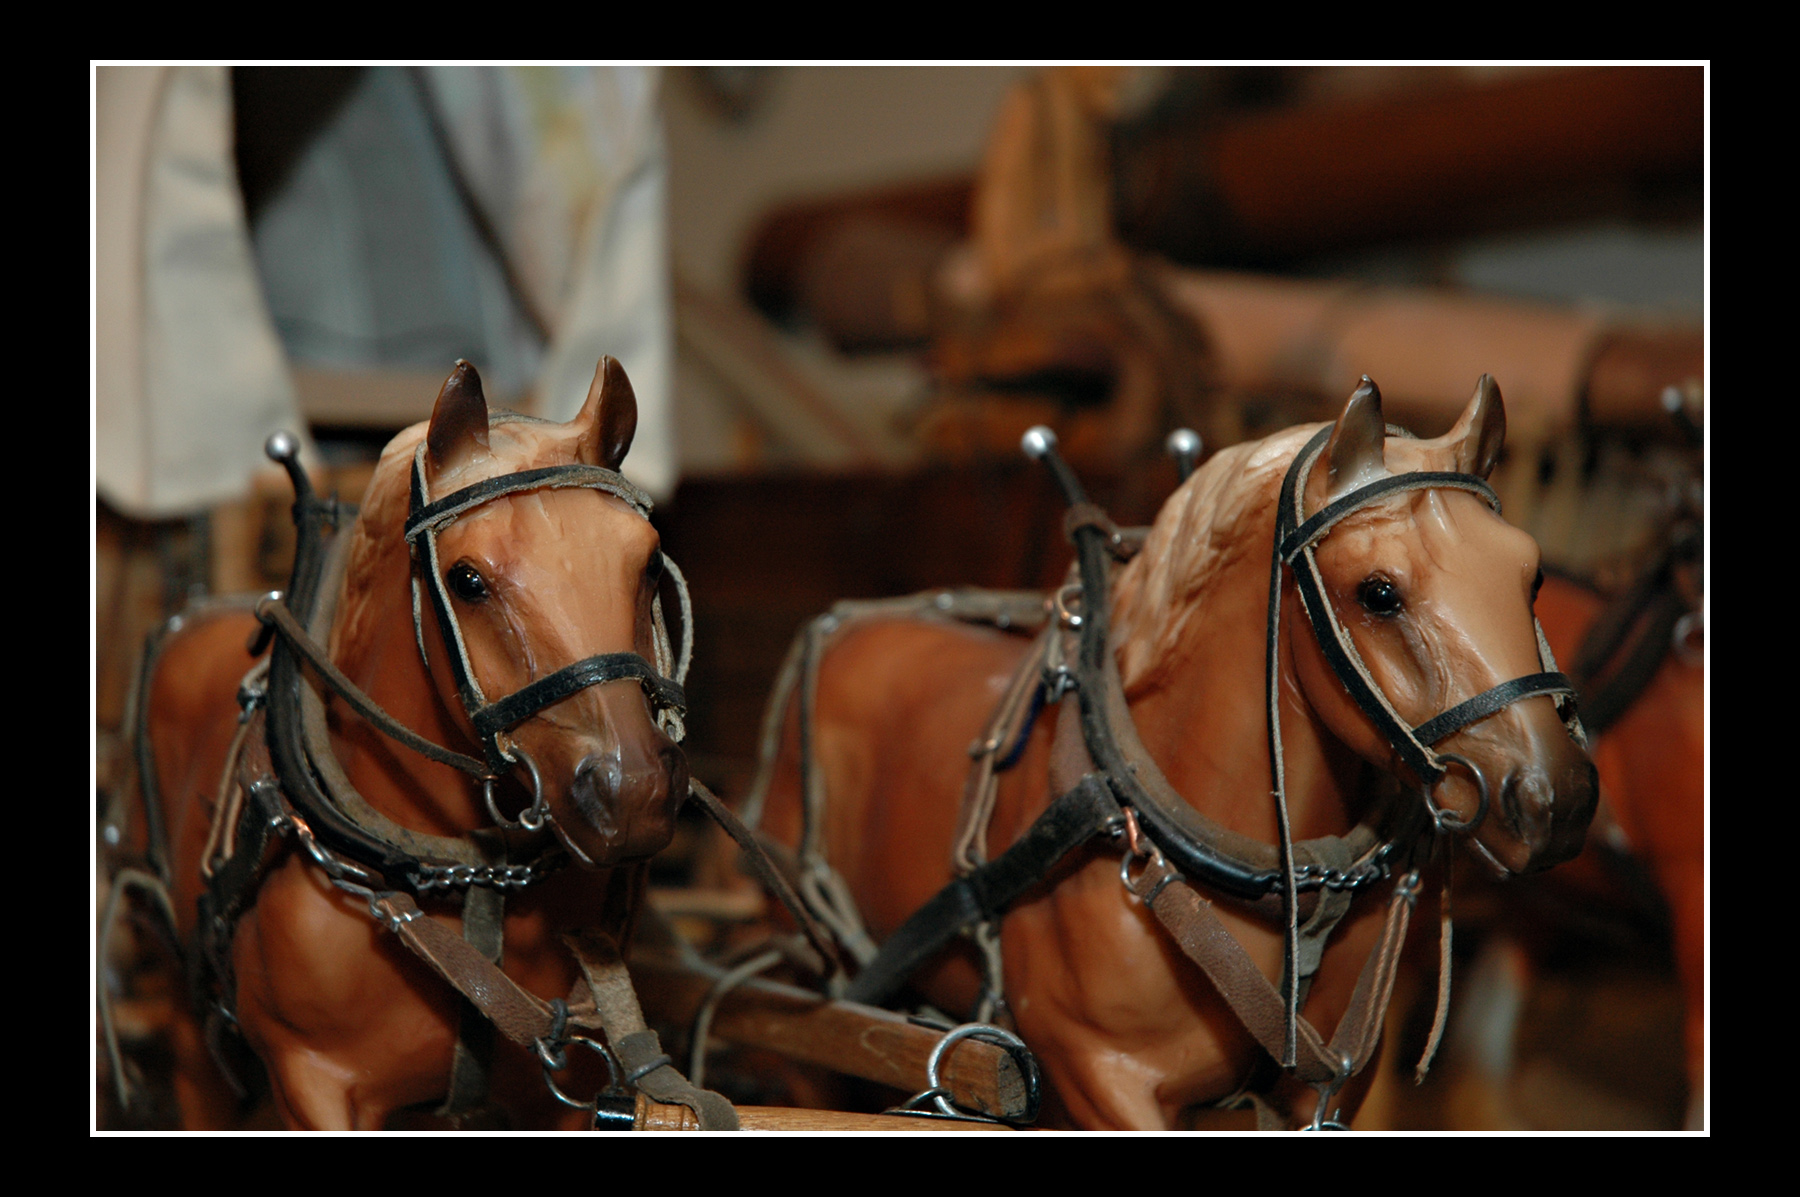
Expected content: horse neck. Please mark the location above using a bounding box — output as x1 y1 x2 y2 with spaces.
1110 499 1367 848
324 510 490 838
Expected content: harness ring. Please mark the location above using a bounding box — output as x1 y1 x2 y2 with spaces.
1425 752 1490 835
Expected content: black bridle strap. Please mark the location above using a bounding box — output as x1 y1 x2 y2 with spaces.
1411 671 1575 748
407 444 689 773
471 653 686 747
405 464 652 541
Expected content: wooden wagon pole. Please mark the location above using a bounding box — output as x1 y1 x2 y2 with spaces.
628 947 1035 1123
630 1094 1013 1132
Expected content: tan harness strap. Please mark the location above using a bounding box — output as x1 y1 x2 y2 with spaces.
377 893 558 1046
560 930 740 1130
372 895 740 1129
1128 855 1420 1089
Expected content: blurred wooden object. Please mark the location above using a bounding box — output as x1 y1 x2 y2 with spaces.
740 65 1702 457
926 67 1222 466
1162 271 1703 441
1117 66 1702 265
745 66 1702 306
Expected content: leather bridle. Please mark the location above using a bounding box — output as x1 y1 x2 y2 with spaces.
404 436 690 787
1260 420 1584 1061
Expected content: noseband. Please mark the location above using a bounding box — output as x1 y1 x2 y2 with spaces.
404 437 690 779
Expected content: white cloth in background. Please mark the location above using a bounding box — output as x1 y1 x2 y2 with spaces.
96 65 675 515
424 66 674 497
95 65 305 519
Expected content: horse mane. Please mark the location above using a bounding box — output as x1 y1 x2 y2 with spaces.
1110 423 1320 696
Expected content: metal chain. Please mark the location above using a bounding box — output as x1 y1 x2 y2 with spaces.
1289 851 1392 893
412 861 544 891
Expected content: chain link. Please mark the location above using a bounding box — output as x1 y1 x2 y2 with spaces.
412 861 543 891
1289 851 1391 893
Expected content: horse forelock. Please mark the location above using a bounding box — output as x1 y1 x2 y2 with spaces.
1112 425 1321 694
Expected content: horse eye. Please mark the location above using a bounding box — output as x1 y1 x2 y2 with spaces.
447 562 489 603
645 551 666 585
1532 567 1545 602
1357 576 1403 617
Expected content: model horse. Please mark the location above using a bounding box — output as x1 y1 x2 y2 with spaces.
133 359 696 1130
1484 565 1703 1123
752 377 1598 1129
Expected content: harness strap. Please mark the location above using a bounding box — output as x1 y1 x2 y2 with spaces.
369 892 739 1129
1127 855 1421 1090
1410 672 1575 748
561 929 740 1130
687 778 844 981
845 776 1121 1007
255 596 491 778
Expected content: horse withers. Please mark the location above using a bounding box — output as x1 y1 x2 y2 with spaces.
752 376 1598 1128
128 358 691 1129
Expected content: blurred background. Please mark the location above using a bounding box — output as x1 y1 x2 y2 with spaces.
94 63 1705 1131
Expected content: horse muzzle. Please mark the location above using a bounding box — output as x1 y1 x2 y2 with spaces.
1472 745 1598 876
565 736 688 865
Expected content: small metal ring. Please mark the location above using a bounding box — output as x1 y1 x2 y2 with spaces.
925 1024 1030 1118
1425 752 1490 834
1052 583 1084 631
539 1035 623 1112
488 742 550 832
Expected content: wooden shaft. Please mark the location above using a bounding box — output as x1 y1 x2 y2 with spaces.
629 950 1032 1120
634 1093 1013 1132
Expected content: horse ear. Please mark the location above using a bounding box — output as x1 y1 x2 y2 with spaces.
1325 376 1388 499
426 360 491 473
574 356 637 470
1448 374 1507 479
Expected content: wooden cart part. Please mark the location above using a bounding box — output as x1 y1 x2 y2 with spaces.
629 948 1033 1122
633 1094 1012 1132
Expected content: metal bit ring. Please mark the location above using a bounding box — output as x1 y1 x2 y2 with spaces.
1425 752 1490 834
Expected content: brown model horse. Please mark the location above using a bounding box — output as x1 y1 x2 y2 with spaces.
141 359 687 1129
1525 571 1703 1117
755 379 1597 1129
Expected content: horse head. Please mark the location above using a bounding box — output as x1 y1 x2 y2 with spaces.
1288 376 1598 875
412 357 688 867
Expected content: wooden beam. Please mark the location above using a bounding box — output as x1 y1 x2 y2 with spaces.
630 949 1033 1121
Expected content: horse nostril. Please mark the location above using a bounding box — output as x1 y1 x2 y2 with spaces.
573 754 625 836
1498 768 1525 839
